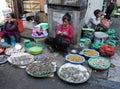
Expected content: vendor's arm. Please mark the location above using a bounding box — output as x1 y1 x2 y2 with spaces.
91 17 101 25
8 21 18 31
55 24 62 36
66 25 74 40
2 22 6 31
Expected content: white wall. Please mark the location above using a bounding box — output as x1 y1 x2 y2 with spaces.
0 0 7 21
84 0 104 22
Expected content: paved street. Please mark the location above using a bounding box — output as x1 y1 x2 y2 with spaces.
0 16 120 89
108 17 120 82
0 62 120 89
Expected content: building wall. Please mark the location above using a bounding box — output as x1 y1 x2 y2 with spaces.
0 0 8 21
48 5 87 44
85 0 104 21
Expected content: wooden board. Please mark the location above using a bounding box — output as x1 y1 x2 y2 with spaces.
30 0 46 11
116 0 120 6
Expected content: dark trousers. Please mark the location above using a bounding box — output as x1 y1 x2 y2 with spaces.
105 10 113 20
45 37 69 53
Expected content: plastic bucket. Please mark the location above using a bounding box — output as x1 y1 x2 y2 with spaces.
86 38 91 48
35 37 46 43
79 38 87 50
34 37 46 47
79 38 91 49
94 32 108 43
40 23 48 31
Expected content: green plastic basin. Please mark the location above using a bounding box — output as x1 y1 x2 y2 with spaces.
29 46 43 55
88 57 110 70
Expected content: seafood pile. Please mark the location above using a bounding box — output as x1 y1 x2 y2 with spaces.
7 53 34 66
90 60 107 67
82 49 99 57
65 54 85 64
58 63 91 83
5 46 25 55
26 61 56 77
34 54 47 61
88 57 110 70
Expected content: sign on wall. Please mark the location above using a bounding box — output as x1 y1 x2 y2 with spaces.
53 12 64 24
53 12 64 31
64 0 79 4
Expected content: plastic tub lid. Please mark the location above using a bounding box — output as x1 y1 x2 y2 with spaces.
80 38 87 42
94 32 108 38
24 39 30 43
82 28 95 32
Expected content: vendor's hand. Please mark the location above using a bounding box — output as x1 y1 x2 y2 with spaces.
7 19 12 23
62 32 68 36
7 18 14 23
57 31 62 35
100 15 104 20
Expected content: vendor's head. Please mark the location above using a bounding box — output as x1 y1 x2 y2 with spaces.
6 13 15 19
94 9 101 18
62 13 71 27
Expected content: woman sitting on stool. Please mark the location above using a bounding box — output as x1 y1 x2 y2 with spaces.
2 13 20 46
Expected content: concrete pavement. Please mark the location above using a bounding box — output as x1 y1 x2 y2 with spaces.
108 17 120 82
0 62 120 89
0 15 119 89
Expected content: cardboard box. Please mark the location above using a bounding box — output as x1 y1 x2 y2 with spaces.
117 0 120 6
30 0 46 11
24 1 40 12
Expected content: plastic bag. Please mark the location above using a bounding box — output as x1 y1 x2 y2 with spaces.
99 44 115 57
101 19 110 28
91 42 104 50
16 19 23 32
107 28 116 35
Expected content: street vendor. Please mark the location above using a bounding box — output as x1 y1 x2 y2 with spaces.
85 9 104 29
2 13 20 46
45 13 74 56
105 0 115 20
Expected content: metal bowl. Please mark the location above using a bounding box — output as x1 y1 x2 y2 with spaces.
65 54 85 64
81 49 99 58
5 45 25 56
26 61 56 77
7 53 34 66
0 55 8 64
57 63 91 84
88 57 110 70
